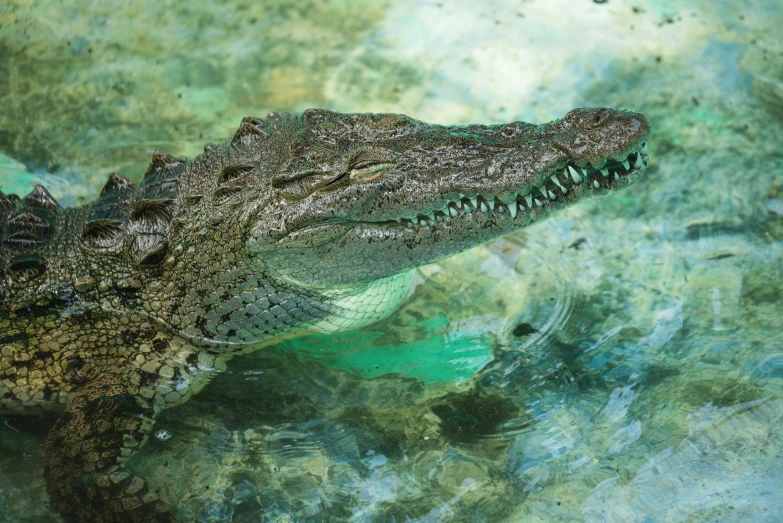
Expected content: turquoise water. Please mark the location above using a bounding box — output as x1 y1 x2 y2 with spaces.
2 0 783 521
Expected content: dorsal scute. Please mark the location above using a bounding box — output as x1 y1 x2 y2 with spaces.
142 152 186 186
24 184 60 209
79 151 186 271
218 164 254 185
0 190 13 215
129 151 186 267
100 172 135 196
139 152 186 206
7 255 47 283
122 202 172 266
3 212 52 251
130 233 169 266
83 172 137 253
231 116 270 147
0 184 62 287
89 172 137 223
7 212 51 233
129 198 176 228
80 219 125 252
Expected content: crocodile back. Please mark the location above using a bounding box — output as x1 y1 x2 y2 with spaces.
0 151 188 310
81 153 186 269
0 154 190 415
0 185 63 305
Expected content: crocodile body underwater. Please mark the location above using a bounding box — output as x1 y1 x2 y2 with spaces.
0 107 650 522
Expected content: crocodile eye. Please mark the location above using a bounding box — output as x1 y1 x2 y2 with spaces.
348 149 395 183
350 161 391 183
352 158 386 170
587 109 609 128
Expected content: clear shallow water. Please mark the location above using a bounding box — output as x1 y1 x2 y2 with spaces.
1 0 783 521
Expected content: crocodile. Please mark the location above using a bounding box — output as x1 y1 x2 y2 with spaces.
0 107 650 522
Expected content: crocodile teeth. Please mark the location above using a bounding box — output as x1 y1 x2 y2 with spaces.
551 175 567 194
568 165 582 184
388 140 651 231
497 193 517 206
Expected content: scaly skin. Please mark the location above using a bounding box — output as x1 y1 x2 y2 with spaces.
0 107 650 521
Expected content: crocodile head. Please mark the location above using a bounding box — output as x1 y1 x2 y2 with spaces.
246 107 650 289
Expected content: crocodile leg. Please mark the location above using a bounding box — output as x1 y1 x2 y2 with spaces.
44 375 172 523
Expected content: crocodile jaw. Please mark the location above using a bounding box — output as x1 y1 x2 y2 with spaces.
365 141 649 231
249 108 650 289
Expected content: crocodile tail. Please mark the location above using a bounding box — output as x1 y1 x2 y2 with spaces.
44 375 173 522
